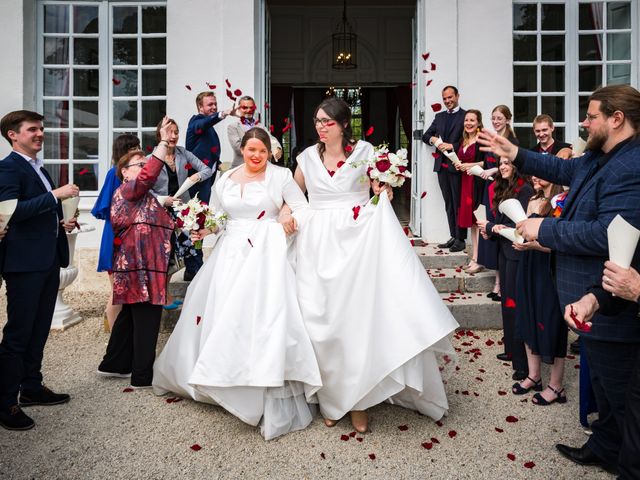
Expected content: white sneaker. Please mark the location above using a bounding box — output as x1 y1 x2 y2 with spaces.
96 369 131 379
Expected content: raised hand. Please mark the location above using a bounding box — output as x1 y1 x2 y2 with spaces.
477 129 518 160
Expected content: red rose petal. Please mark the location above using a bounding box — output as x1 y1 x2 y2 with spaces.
352 205 360 220
206 83 216 90
431 103 442 112
184 163 193 170
432 152 439 158
146 145 153 153
448 430 457 438
422 442 433 450
574 364 580 369
113 237 122 246
365 126 374 137
430 62 437 71
264 102 270 109
185 85 192 91
320 452 326 459
247 238 254 248
506 415 519 423
430 437 440 444
537 322 545 330
122 387 134 392
566 354 576 360
269 125 274 133
435 420 443 427
349 431 357 437
234 88 242 97
190 444 202 451
524 461 535 469
257 210 265 220
328 170 335 177
196 316 201 325
505 297 516 308
282 124 292 133
495 427 504 433
485 339 495 346
398 425 409 431
337 160 345 168
498 390 507 396
426 79 433 87
210 146 219 154
507 453 516 461
421 191 427 199
356 437 363 442
421 52 430 60
479 368 486 373
345 144 353 153
196 129 203 135
340 434 349 441
368 454 376 460
225 78 231 88
112 78 121 86
78 168 89 176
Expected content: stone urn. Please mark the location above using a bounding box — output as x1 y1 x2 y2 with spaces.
50 223 95 331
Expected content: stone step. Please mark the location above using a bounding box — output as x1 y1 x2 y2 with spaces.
427 268 496 293
441 292 502 329
414 243 469 269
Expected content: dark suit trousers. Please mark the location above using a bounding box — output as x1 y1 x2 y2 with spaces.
0 262 60 409
498 245 527 373
584 338 640 470
437 169 466 241
98 302 162 386
619 349 640 479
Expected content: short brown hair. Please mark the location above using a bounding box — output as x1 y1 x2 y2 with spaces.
116 150 145 181
195 92 215 109
155 118 178 143
111 134 140 165
590 85 640 132
0 110 44 145
533 114 554 128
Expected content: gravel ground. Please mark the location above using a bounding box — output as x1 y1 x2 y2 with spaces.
0 289 612 480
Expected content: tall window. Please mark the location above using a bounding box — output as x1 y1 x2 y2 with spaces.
38 1 166 194
512 0 635 148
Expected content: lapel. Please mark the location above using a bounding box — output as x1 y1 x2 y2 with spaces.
10 152 49 194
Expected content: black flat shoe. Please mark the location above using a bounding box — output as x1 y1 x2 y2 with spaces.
492 295 502 302
555 443 618 474
448 240 466 252
496 353 512 361
512 376 542 395
19 385 70 407
487 292 498 299
533 385 567 405
437 238 455 249
512 370 528 381
0 405 34 430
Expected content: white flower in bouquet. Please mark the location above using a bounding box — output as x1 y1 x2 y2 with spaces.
173 194 227 249
358 144 412 205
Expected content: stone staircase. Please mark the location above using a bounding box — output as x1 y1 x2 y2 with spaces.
162 244 502 331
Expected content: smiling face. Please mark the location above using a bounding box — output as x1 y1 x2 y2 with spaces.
239 99 256 119
166 124 179 148
198 95 218 116
314 108 343 146
499 157 514 179
120 153 146 182
442 88 459 111
491 111 507 134
8 120 44 158
533 121 554 146
241 137 270 174
464 112 479 134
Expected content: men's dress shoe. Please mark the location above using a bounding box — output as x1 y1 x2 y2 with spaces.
496 353 512 361
183 270 196 282
448 240 466 252
569 338 581 355
437 238 455 249
556 443 618 474
492 295 502 302
96 369 131 379
0 405 35 430
19 386 70 407
512 370 528 381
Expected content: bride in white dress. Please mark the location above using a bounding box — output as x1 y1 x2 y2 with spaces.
153 128 322 440
283 97 459 433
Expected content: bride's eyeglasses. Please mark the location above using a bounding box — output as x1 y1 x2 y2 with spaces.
313 117 337 127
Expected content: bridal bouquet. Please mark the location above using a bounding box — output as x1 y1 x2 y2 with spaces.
355 144 412 205
172 194 227 249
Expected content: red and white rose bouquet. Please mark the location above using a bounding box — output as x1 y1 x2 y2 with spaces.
172 194 227 249
355 144 412 205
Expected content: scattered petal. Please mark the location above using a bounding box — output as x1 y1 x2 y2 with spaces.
431 103 442 112
356 437 363 443
184 163 193 170
206 83 216 90
146 145 153 153
257 210 266 220
506 415 519 423
505 298 516 308
337 160 345 168
196 316 201 325
247 238 254 248
264 102 270 109
196 129 203 135
495 427 504 433
352 205 361 221
422 442 433 450
190 444 202 451
421 191 427 199
78 168 89 176
498 390 507 396
448 430 457 438
345 144 354 153
485 339 495 346
430 437 440 444
225 78 231 88
185 85 192 91
435 420 443 427
368 453 376 460
234 88 242 97
398 425 409 431
524 461 535 469
320 452 326 459
365 126 374 137
507 453 516 461
537 322 545 330
349 431 357 437
340 434 350 441
269 124 275 133
421 52 430 60
210 146 219 154
122 387 134 392
426 79 433 87
430 62 437 71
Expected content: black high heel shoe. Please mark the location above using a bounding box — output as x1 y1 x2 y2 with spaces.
533 385 567 406
512 376 542 395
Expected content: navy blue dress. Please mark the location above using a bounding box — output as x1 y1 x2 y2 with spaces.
91 166 121 272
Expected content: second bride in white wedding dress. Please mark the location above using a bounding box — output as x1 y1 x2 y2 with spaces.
152 128 322 440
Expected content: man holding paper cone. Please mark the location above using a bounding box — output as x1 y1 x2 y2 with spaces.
0 110 79 431
422 86 467 252
478 85 640 475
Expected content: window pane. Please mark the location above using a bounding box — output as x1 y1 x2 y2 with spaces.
607 2 631 29
73 132 99 159
607 63 631 85
43 132 69 160
113 6 137 34
113 38 138 66
579 64 602 91
142 69 166 96
74 38 99 65
514 65 537 93
554 127 566 143
44 38 68 65
541 96 565 122
541 4 564 30
541 35 564 61
44 68 69 96
73 5 98 34
73 101 99 128
142 100 165 127
45 4 68 33
514 127 536 149
513 4 536 31
579 34 603 60
514 96 536 124
579 3 603 30
142 6 166 34
113 70 138 97
73 69 99 96
513 34 536 61
43 100 69 128
142 38 166 64
44 164 69 186
114 101 137 128
142 131 157 152
607 33 631 60
541 65 564 91
74 163 98 191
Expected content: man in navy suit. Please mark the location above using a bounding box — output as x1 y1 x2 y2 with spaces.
480 85 640 475
422 86 467 252
0 110 79 430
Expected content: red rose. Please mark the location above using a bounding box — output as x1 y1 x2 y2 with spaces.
375 159 391 172
196 212 206 226
176 218 184 228
398 165 407 173
181 208 190 216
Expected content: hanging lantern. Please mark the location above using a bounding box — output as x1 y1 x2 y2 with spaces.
332 0 357 70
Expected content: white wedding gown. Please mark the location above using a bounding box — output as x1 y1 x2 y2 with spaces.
153 164 322 440
295 141 459 421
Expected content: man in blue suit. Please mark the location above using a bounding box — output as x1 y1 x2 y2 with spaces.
422 86 467 252
0 110 79 430
479 85 640 475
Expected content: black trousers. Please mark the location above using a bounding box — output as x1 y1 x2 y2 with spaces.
0 263 60 409
98 302 162 386
619 349 640 479
584 338 640 470
497 244 527 373
437 169 467 241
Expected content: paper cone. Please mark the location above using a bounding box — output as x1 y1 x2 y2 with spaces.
0 199 17 230
608 214 640 269
433 137 443 148
156 195 168 206
61 196 80 222
443 150 462 166
173 177 196 199
572 137 587 156
467 164 493 180
498 227 525 244
473 204 487 223
498 199 527 223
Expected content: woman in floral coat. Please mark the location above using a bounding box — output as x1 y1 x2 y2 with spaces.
97 117 174 388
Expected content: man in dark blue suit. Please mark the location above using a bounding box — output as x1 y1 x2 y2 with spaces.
422 86 467 252
480 85 640 475
0 110 79 430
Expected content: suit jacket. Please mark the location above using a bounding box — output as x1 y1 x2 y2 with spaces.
227 121 283 168
422 108 466 172
514 138 640 342
150 146 213 203
0 151 69 272
185 112 224 169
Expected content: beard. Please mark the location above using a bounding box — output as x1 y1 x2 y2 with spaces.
586 126 607 151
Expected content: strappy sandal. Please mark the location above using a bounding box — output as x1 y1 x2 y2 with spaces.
532 385 567 406
512 376 542 395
